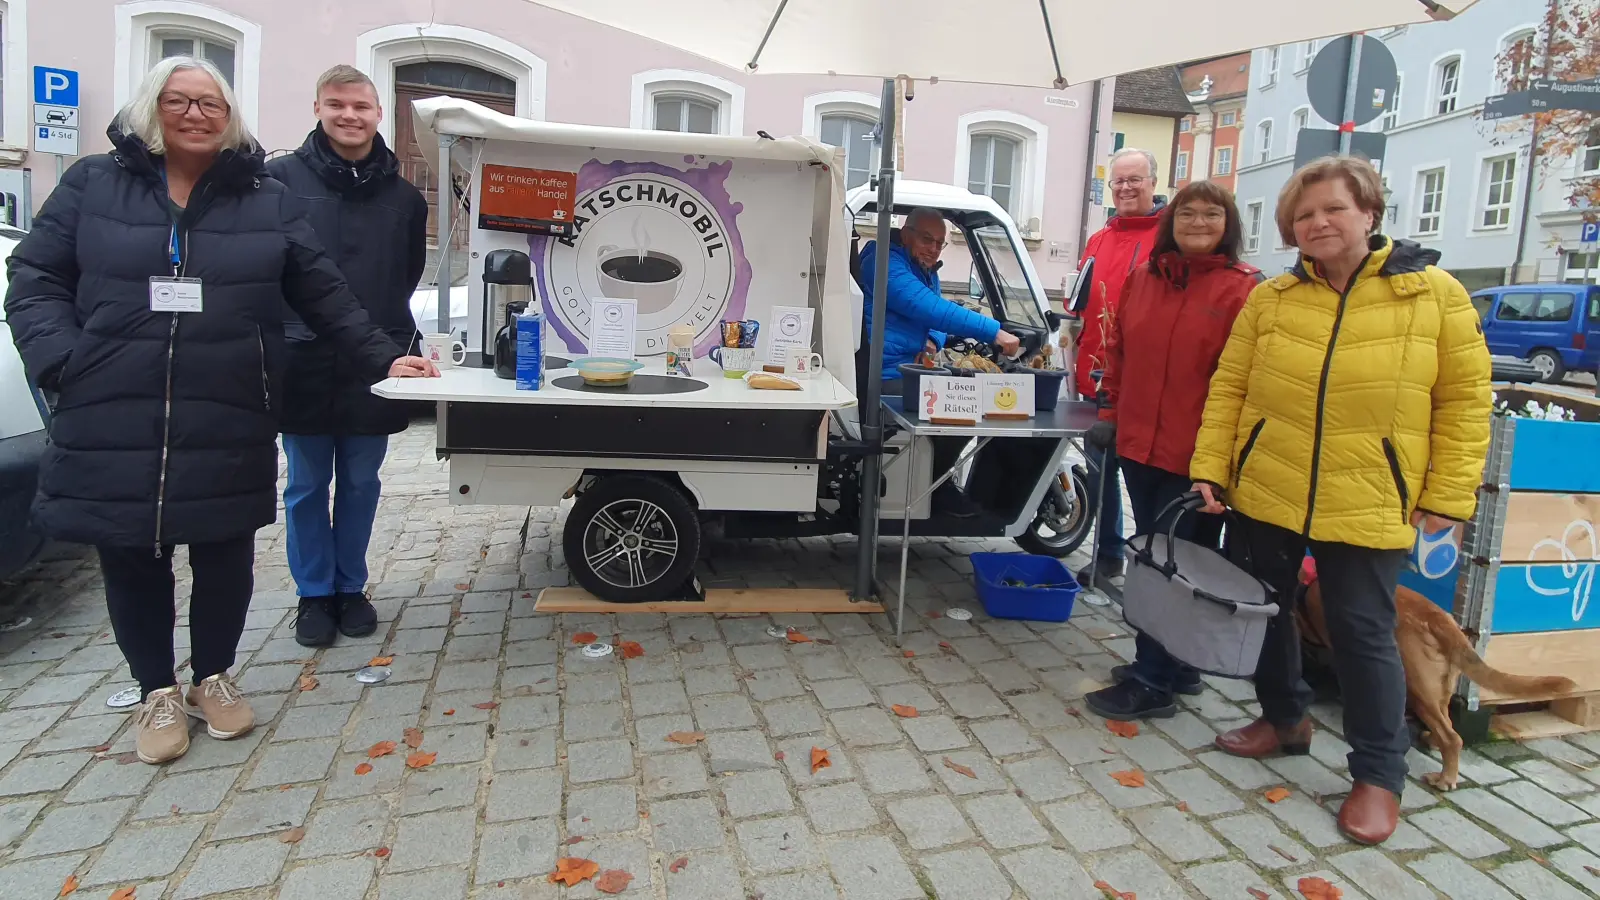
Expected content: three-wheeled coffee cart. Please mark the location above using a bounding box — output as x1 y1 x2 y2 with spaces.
374 98 1098 623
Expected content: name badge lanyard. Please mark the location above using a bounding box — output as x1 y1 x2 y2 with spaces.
162 167 183 277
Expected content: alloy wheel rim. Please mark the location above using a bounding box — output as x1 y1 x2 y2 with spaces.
583 499 680 589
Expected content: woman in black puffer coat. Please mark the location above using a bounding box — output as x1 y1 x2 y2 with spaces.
4 56 436 765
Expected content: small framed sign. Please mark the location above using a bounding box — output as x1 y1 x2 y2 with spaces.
980 374 1035 420
918 376 982 425
479 165 578 236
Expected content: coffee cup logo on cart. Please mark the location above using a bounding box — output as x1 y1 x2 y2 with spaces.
530 160 751 357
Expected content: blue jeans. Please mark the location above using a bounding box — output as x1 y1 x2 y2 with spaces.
1121 458 1222 693
1085 442 1124 563
283 434 388 597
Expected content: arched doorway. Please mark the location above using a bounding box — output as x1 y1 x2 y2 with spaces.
393 61 517 250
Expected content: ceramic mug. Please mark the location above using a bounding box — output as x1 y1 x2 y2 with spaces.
709 346 756 379
785 348 823 378
422 333 467 368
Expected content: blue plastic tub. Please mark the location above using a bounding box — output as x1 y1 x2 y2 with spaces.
970 552 1081 622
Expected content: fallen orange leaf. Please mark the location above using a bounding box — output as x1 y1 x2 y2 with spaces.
454 582 470 590
891 704 919 718
443 709 455 716
810 746 831 774
665 731 707 745
354 762 374 776
773 751 785 761
594 869 634 894
1264 786 1291 803
903 649 915 658
1296 876 1342 900
937 641 954 650
109 889 137 900
1248 889 1270 900
669 857 689 873
1109 769 1146 788
786 632 813 644
548 857 601 886
298 675 319 692
1106 720 1139 738
368 741 397 759
405 751 437 769
59 875 79 897
1093 880 1136 900
572 631 598 645
368 656 394 666
473 701 500 710
1175 801 1189 812
403 727 424 748
942 756 977 779
280 826 306 844
374 847 390 858
618 641 646 658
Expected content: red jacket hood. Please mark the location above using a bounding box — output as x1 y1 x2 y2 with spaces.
1072 206 1165 398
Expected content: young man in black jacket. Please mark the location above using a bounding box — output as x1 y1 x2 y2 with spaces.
267 65 429 646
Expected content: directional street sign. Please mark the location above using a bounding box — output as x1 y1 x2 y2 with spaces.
1483 78 1600 120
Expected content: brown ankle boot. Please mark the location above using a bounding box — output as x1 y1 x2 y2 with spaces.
1214 717 1312 758
1337 782 1399 845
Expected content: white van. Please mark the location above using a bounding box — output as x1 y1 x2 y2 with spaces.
0 227 49 578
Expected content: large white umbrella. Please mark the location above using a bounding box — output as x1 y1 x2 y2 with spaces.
521 0 1471 88
513 0 1475 600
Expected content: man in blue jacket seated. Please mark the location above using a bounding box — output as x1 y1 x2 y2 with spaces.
859 208 1021 515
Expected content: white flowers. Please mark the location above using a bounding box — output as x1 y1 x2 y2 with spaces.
1493 395 1577 421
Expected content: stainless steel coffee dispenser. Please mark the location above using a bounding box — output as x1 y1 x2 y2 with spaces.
479 249 533 369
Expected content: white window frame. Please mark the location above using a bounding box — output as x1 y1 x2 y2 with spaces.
1244 200 1264 254
631 69 744 136
1289 106 1308 155
1497 26 1539 92
357 24 547 149
1582 140 1600 176
1296 39 1320 73
1174 151 1189 181
1564 251 1599 285
1215 146 1233 176
1472 151 1518 232
1432 53 1463 117
953 110 1049 237
1383 72 1403 131
0 1 29 149
1256 118 1273 165
1178 118 1191 133
114 1 261 130
801 91 880 142
1260 46 1281 88
1411 163 1449 237
1219 110 1237 127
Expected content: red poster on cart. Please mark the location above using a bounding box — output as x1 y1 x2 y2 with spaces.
479 165 578 236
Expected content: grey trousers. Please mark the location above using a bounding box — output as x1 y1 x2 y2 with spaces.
1229 514 1410 795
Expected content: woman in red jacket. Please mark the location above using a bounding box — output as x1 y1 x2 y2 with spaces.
1083 180 1261 721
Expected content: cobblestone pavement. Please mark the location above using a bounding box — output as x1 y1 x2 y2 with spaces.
1 421 1599 900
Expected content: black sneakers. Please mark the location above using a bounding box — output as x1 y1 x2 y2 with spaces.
294 596 338 647
1111 663 1204 696
1085 679 1178 721
336 591 378 638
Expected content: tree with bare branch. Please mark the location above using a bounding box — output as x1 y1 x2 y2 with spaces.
1491 0 1599 212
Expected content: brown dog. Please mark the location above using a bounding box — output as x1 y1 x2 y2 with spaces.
1298 578 1577 791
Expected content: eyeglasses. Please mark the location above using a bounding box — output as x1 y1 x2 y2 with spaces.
1175 209 1227 224
158 92 230 118
1110 176 1150 189
910 231 949 250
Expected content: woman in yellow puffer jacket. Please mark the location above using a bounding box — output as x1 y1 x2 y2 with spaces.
1189 156 1490 847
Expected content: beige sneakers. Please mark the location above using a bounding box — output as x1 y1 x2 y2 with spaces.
185 673 255 739
135 686 191 764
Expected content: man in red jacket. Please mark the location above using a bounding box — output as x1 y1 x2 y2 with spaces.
1072 148 1165 585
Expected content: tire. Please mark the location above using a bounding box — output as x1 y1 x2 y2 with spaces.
565 475 701 603
1014 464 1094 557
1528 349 1566 384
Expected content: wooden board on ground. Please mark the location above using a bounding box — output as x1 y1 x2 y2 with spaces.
1491 695 1600 740
535 587 882 615
1479 629 1600 702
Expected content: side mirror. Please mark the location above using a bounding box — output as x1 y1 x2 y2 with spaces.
968 263 985 300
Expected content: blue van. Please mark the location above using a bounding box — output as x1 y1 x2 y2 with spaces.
1471 283 1600 383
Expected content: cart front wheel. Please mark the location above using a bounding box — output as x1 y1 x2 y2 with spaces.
1014 464 1092 558
566 475 701 603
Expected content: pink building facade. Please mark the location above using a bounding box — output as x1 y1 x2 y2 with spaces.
1 0 1116 291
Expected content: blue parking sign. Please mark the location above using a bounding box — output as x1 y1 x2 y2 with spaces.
1582 220 1599 244
32 67 79 108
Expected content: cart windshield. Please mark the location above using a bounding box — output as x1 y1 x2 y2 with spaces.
970 224 1046 330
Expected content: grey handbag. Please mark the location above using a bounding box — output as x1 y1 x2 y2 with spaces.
1120 494 1280 678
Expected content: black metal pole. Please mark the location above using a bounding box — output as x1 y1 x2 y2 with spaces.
852 76 898 603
